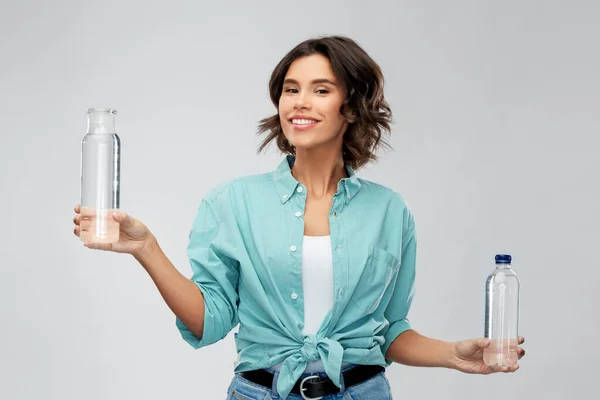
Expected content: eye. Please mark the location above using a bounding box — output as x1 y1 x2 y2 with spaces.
316 89 329 94
284 88 298 93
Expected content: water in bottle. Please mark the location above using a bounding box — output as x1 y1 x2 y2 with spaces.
483 254 520 367
80 108 121 244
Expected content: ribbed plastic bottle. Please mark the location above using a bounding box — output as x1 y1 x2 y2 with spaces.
79 108 121 243
483 254 520 367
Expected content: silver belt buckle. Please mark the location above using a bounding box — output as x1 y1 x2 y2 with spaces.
300 375 323 400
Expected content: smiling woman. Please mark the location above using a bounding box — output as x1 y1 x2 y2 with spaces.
73 34 525 400
257 36 393 170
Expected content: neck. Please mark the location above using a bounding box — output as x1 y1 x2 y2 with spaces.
291 146 347 199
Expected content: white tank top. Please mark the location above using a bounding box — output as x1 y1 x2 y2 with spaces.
269 235 351 373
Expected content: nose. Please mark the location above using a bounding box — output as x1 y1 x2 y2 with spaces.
293 90 311 110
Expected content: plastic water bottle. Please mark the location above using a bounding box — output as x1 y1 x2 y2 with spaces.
483 254 520 367
80 108 121 244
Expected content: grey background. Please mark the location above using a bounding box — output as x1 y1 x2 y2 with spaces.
1 0 598 399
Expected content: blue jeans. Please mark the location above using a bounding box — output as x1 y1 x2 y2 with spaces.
226 364 393 400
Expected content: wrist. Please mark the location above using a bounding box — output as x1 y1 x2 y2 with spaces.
444 341 459 370
134 235 160 262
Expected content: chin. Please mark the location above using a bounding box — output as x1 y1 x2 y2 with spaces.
290 141 331 152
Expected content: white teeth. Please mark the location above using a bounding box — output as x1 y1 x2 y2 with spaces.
292 119 318 125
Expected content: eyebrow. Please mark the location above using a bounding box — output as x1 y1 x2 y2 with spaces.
283 78 338 86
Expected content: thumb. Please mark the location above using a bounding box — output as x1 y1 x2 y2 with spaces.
478 338 490 348
113 211 134 226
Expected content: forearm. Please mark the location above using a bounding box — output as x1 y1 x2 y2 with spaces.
134 236 205 338
385 329 454 369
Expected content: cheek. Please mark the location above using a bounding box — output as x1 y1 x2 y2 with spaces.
277 100 289 130
278 96 292 113
323 104 346 125
318 97 343 117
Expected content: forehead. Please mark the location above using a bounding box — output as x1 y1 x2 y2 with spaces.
284 54 337 82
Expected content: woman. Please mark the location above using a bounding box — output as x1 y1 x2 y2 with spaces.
73 36 525 400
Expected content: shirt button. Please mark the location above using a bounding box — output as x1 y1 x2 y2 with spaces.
297 187 304 193
333 210 337 216
337 245 341 251
290 245 297 252
295 211 302 217
291 292 298 300
338 288 343 297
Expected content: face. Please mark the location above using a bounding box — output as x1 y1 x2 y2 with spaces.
278 54 352 152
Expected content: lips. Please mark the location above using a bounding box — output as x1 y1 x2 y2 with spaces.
289 118 319 131
291 118 319 125
289 114 320 122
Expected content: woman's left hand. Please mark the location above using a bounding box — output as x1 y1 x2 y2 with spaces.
450 336 525 374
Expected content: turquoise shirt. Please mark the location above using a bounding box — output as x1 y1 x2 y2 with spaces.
176 155 417 400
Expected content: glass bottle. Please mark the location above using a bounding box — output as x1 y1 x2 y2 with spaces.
79 108 121 243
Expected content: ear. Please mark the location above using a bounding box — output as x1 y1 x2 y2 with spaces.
346 112 356 124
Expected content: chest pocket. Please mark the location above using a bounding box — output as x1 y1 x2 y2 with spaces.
350 246 401 314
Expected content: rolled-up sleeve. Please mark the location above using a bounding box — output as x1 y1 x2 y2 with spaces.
175 198 240 349
382 215 417 365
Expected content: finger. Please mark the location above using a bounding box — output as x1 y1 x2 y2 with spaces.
83 242 113 251
518 336 525 345
490 365 511 373
74 226 80 237
495 363 519 373
113 210 131 226
73 215 81 225
113 211 138 231
478 338 491 348
74 204 80 213
80 220 91 230
518 347 525 359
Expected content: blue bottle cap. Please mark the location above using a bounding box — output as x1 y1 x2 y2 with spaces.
495 254 512 264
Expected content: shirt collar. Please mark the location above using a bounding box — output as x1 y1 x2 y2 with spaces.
272 155 361 204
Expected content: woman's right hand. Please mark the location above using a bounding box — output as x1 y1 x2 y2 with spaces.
73 204 156 257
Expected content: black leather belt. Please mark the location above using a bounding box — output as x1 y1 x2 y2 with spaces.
239 364 384 399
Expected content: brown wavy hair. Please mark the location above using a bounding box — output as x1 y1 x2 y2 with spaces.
256 35 393 170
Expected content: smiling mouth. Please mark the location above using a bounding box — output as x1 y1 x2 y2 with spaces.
290 118 320 126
